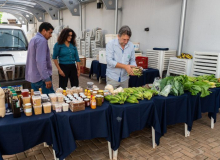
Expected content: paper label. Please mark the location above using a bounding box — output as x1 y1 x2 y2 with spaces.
25 108 32 113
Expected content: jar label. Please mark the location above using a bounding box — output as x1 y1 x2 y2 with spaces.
92 102 96 106
25 108 32 113
16 101 20 108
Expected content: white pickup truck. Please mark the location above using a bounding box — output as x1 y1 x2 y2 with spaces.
0 25 31 91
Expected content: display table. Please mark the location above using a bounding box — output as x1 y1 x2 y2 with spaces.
1 88 219 160
0 112 60 160
89 60 160 87
53 102 112 160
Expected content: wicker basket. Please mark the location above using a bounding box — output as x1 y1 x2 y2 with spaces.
70 101 85 112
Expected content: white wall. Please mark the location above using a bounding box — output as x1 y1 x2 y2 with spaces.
31 0 220 55
183 0 220 54
121 0 182 53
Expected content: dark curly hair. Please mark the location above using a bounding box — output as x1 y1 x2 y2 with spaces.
57 28 76 46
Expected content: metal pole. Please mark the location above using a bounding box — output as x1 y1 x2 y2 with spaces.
58 10 61 26
114 0 118 34
80 4 83 32
177 0 187 56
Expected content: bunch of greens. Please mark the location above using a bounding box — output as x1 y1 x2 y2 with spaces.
160 76 185 96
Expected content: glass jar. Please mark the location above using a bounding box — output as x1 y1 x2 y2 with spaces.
84 98 90 107
93 91 97 96
98 90 104 102
96 95 102 107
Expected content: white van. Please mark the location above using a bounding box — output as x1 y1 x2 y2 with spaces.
0 25 31 91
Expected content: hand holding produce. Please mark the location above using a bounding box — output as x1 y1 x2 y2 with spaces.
132 67 143 77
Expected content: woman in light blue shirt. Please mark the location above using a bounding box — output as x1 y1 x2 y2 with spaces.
53 28 80 89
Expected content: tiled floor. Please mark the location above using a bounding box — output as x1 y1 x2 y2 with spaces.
3 64 220 160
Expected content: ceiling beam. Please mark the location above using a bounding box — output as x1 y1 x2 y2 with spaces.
33 0 59 20
102 0 116 10
0 9 27 25
1 5 44 22
0 8 34 24
61 0 80 16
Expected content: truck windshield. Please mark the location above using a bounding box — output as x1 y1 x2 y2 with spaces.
0 29 28 51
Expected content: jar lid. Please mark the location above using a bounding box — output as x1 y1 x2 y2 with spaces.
98 90 104 93
93 91 97 93
84 98 89 101
96 95 102 98
12 93 17 96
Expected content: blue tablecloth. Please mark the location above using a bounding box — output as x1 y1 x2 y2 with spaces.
89 60 160 87
109 100 161 151
129 68 160 87
54 102 111 160
187 88 220 130
89 60 100 80
152 94 191 138
0 112 60 160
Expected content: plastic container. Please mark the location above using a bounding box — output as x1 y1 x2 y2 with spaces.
34 91 41 96
57 94 64 102
52 102 58 110
42 97 49 103
49 94 57 103
56 88 63 93
135 56 148 69
55 103 62 112
24 103 32 116
22 96 31 105
70 87 77 94
43 102 52 114
66 88 71 94
62 103 69 112
87 82 94 89
34 105 42 115
21 89 29 97
32 96 41 106
69 101 85 112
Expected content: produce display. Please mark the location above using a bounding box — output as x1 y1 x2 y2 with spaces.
105 87 158 104
177 53 193 59
132 67 143 77
1 74 220 118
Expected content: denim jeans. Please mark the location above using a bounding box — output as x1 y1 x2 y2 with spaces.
31 79 55 94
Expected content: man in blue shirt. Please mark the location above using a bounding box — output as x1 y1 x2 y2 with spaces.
106 26 137 89
25 22 55 94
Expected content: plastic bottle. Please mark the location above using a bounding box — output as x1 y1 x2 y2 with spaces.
0 86 6 118
84 89 88 96
63 90 67 96
91 96 96 109
87 90 91 96
39 88 42 94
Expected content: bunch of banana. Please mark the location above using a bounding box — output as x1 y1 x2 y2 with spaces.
143 91 153 100
203 80 216 88
105 92 129 104
177 53 193 59
126 95 139 103
131 92 144 100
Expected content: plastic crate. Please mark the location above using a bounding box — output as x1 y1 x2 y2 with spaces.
135 56 148 69
79 58 86 67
